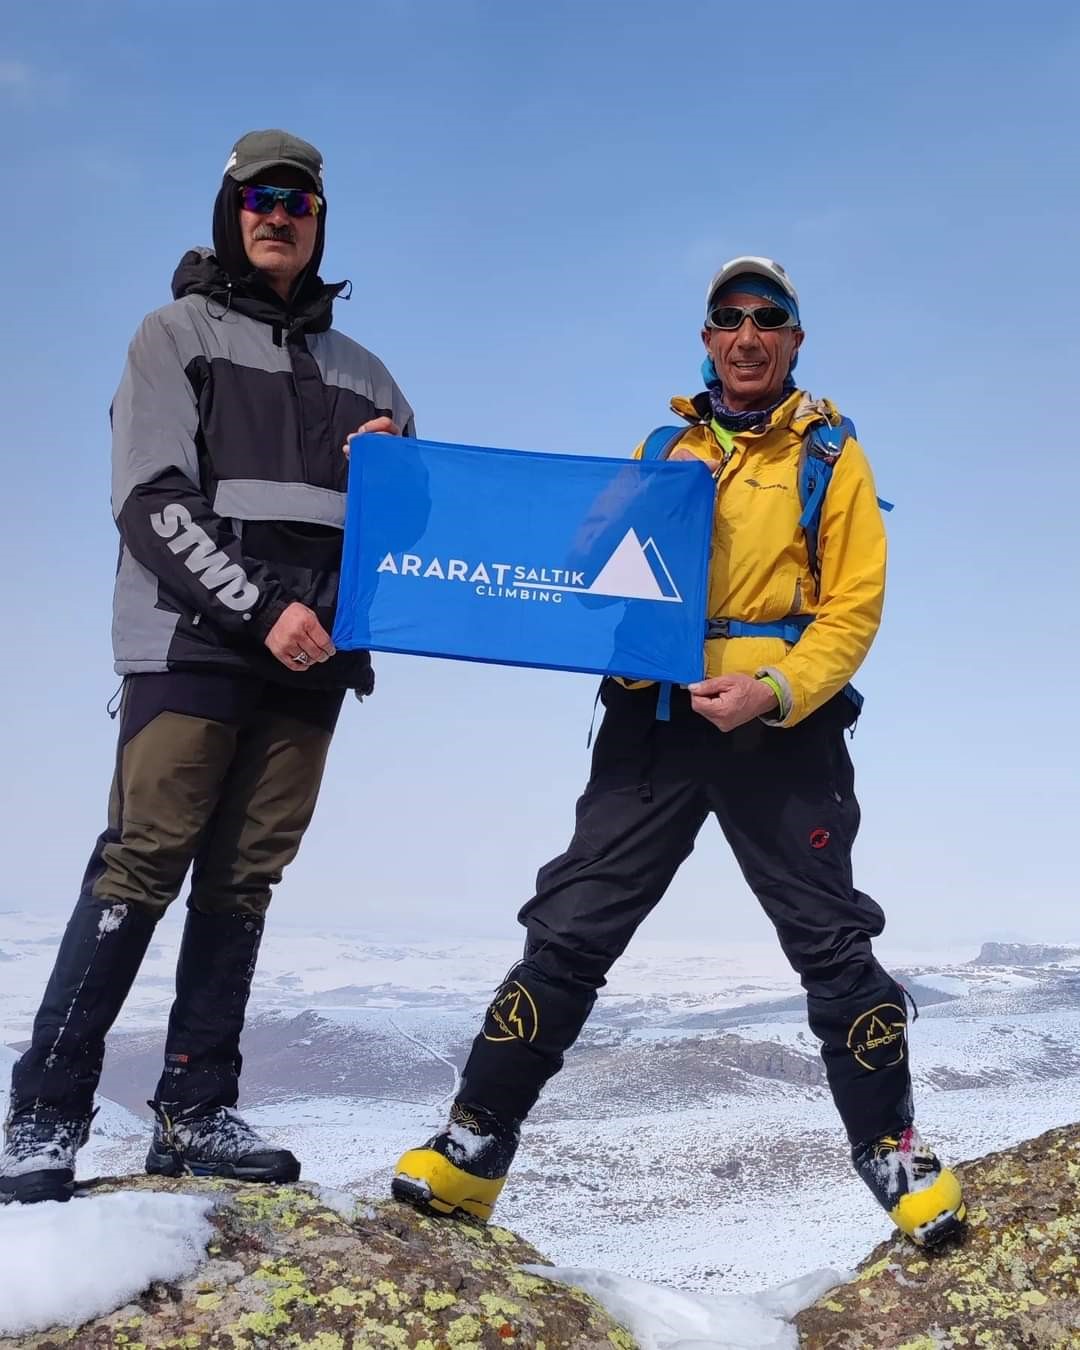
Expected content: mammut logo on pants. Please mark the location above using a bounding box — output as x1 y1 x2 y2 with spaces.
150 503 259 612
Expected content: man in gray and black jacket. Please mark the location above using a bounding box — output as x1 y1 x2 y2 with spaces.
1 129 416 1203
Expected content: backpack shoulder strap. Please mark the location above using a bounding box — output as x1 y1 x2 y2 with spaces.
798 416 855 588
798 416 893 590
642 425 691 461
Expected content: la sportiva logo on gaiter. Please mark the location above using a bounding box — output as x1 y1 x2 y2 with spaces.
483 981 539 1044
847 1004 907 1071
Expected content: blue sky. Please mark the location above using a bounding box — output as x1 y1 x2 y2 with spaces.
3 1 1078 953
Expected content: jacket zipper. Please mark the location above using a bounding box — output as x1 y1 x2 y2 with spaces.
708 419 738 484
286 326 309 482
713 445 735 480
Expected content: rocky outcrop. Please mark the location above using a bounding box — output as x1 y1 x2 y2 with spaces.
970 943 1080 967
796 1121 1080 1348
7 1126 1080 1348
0 1176 636 1350
719 1034 825 1086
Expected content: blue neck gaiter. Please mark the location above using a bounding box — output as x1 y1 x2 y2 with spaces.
704 370 797 432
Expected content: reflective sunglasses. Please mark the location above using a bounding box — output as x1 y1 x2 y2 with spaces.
705 303 797 331
239 184 323 218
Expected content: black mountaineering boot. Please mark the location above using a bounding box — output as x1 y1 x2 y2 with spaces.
0 1109 95 1205
146 1101 300 1182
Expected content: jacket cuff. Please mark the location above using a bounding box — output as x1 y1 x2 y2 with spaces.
756 667 794 725
248 595 290 643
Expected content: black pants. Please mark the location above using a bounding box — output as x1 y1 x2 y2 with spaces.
459 680 912 1149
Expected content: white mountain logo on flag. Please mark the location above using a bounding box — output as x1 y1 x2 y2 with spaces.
587 529 682 603
373 529 683 606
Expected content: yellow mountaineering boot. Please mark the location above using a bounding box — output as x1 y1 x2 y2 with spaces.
392 1103 519 1222
853 1126 966 1247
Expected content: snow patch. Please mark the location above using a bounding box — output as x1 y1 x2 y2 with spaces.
447 1120 491 1161
523 1264 848 1349
910 974 972 997
97 904 128 936
307 1182 369 1221
0 1190 216 1336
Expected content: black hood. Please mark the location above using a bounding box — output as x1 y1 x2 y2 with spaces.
212 173 326 282
168 177 345 336
170 246 347 337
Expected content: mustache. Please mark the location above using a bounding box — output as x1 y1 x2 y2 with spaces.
252 222 296 244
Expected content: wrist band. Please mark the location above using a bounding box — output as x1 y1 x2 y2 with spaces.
756 674 784 712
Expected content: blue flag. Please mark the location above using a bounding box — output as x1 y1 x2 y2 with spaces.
333 434 715 684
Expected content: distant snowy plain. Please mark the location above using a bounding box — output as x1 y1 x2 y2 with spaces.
2 910 1077 1345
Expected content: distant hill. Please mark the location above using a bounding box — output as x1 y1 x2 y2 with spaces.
971 942 1080 967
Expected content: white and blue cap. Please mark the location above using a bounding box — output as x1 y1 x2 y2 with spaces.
705 255 800 325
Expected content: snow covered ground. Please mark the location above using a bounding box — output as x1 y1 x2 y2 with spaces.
228 1073 1080 1294
0 1190 216 1337
0 1183 840 1349
527 1265 849 1350
2 911 1078 1344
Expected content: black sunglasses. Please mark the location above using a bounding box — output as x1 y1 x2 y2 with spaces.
706 304 797 331
239 184 323 218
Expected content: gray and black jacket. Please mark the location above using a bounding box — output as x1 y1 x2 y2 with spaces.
110 245 415 693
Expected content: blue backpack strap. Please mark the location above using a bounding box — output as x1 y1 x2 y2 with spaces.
794 416 885 724
585 680 604 748
642 425 690 461
801 419 892 569
639 426 689 727
799 416 856 589
842 683 864 717
708 615 814 644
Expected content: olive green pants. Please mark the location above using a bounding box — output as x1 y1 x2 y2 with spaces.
84 670 345 918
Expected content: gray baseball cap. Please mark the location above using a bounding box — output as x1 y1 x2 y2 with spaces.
223 129 324 194
705 256 799 314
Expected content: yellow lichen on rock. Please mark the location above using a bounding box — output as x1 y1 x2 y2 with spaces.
0 1175 639 1350
607 1327 639 1349
423 1289 458 1312
796 1121 1080 1348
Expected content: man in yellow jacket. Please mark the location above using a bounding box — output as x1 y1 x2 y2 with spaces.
393 257 966 1249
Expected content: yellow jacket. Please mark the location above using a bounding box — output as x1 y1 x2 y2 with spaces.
626 389 887 727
